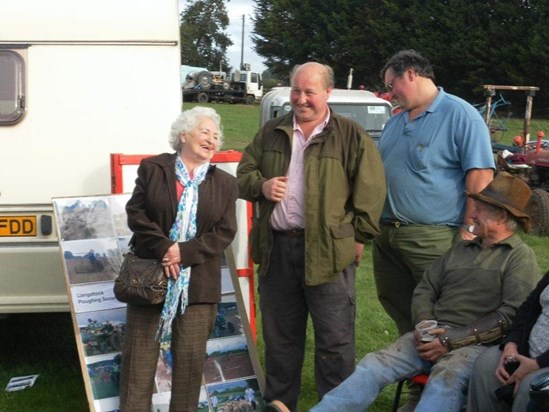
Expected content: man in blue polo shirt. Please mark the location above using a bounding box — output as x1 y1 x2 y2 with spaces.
373 49 495 411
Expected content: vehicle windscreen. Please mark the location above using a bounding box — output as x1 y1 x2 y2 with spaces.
330 103 390 139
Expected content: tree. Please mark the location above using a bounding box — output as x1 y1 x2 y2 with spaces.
180 0 233 70
251 0 549 113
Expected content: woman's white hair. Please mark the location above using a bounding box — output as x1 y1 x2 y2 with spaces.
168 106 223 152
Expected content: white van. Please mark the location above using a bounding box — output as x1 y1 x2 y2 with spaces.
0 0 182 314
260 87 392 142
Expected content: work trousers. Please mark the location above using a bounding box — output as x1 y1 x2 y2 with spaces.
372 223 457 335
119 302 216 412
259 231 356 411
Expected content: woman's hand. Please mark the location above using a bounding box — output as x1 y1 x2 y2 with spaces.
506 354 540 395
496 343 519 384
162 243 181 279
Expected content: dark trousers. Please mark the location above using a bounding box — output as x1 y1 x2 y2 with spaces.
259 232 356 411
119 302 216 412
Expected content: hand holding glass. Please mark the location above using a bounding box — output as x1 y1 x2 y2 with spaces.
416 320 438 342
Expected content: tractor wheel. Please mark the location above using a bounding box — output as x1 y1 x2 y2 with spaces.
196 71 212 89
526 188 549 236
197 92 209 103
245 94 256 105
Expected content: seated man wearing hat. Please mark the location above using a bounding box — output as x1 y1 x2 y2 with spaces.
310 172 541 412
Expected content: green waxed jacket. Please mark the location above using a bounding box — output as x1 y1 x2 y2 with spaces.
236 111 386 286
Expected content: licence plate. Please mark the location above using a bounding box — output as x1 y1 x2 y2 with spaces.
0 216 37 237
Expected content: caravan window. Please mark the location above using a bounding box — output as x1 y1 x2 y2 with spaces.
0 50 25 125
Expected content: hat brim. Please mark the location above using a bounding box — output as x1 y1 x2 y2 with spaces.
466 191 531 231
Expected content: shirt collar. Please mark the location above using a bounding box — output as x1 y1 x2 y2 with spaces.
424 86 446 114
292 110 331 135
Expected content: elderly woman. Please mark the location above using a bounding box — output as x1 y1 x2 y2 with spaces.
119 106 238 412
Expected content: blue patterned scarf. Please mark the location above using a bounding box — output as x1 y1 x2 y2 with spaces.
156 155 209 341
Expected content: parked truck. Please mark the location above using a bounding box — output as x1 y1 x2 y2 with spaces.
181 64 263 105
0 0 182 314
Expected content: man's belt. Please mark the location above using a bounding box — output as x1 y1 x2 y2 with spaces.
382 219 409 228
273 229 305 238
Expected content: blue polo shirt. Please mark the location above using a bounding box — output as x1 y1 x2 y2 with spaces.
379 88 495 226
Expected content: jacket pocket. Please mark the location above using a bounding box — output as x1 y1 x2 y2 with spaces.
329 222 356 272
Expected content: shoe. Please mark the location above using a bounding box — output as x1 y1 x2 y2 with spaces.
264 400 290 412
397 399 418 412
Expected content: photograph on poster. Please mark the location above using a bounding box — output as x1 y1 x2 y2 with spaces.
211 295 242 340
108 194 132 237
86 352 122 401
55 197 118 241
204 335 255 384
77 308 126 357
61 237 122 284
206 378 265 411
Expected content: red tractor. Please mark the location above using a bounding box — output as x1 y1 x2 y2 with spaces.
497 130 549 236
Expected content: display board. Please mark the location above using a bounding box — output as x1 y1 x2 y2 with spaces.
52 194 264 412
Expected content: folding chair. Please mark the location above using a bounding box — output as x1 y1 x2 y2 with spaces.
392 374 429 412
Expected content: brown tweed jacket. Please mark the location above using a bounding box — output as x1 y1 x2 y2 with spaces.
126 153 238 304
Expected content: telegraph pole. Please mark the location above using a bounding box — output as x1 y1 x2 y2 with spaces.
240 14 245 70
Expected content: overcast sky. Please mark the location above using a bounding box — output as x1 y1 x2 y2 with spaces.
179 0 267 73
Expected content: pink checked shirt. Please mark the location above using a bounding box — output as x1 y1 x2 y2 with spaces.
270 113 330 230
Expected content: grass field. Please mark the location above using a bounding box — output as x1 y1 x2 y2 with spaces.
1 101 549 412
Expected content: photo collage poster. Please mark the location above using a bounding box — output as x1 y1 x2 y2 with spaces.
52 194 264 412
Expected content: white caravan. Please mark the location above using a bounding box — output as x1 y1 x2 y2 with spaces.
0 0 182 313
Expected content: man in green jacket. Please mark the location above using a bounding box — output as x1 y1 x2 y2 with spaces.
236 62 386 410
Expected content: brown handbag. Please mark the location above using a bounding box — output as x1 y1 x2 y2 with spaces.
113 252 167 305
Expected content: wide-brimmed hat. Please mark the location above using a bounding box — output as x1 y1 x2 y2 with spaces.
466 172 532 232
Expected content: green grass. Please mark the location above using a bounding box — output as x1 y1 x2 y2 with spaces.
0 313 89 411
183 102 261 151
1 102 549 412
489 116 547 145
